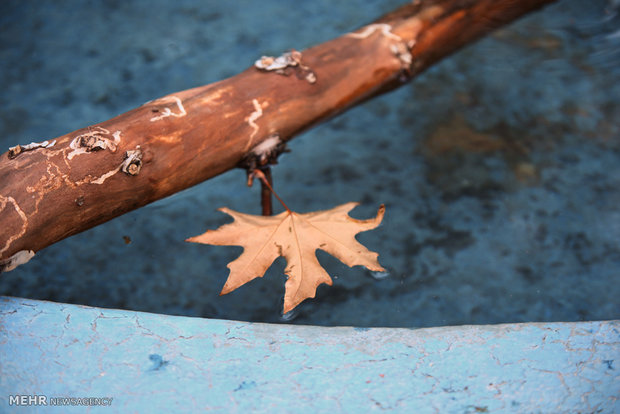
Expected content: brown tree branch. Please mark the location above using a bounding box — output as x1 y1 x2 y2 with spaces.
0 0 556 271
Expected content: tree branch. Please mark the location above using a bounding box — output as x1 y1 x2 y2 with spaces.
0 0 556 271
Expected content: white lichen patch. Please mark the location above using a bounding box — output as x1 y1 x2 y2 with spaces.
251 134 282 164
255 50 316 84
391 42 414 67
346 23 414 78
67 127 121 160
8 140 56 159
0 250 35 272
255 50 303 71
150 96 187 122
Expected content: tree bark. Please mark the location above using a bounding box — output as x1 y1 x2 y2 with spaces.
0 0 557 271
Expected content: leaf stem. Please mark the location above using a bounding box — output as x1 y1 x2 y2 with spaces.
252 169 291 213
260 167 273 216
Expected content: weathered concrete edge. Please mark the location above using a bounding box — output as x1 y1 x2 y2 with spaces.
0 296 618 413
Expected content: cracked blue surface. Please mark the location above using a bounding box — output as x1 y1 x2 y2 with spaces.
1 297 618 412
1 0 619 328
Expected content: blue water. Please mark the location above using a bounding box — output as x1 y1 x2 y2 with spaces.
1 0 619 327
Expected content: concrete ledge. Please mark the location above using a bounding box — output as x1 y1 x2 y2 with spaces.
0 296 618 413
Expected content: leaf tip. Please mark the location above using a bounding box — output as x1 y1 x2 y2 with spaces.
371 263 386 272
219 285 233 296
282 302 294 314
214 206 237 218
376 202 385 215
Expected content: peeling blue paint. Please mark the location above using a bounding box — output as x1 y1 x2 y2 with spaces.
0 297 619 413
234 381 257 392
148 354 169 371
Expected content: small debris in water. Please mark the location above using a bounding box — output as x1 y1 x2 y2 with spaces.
370 271 390 280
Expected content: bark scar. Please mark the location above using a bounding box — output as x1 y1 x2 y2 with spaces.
346 23 414 80
245 99 267 150
0 195 29 256
120 146 143 176
240 133 288 173
8 140 56 159
0 250 35 272
75 146 143 185
83 165 122 185
67 127 121 160
346 23 403 41
149 96 187 122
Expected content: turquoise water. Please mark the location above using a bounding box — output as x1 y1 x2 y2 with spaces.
1 0 619 327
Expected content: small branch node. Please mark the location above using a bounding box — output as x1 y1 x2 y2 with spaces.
239 134 289 216
121 146 143 176
240 133 288 173
68 127 121 160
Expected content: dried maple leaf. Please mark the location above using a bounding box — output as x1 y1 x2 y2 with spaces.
186 202 385 313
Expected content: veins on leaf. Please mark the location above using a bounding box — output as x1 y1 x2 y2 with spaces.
186 195 385 313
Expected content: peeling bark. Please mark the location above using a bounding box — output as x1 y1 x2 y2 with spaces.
0 0 556 268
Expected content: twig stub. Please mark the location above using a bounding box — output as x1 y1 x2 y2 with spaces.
121 146 143 176
239 134 288 173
